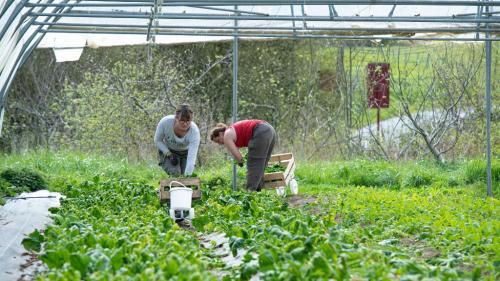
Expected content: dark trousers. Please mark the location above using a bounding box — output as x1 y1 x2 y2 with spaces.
158 149 188 176
246 123 276 191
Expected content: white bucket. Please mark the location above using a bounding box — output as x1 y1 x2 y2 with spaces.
169 182 193 211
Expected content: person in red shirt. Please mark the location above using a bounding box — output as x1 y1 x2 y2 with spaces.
210 120 276 191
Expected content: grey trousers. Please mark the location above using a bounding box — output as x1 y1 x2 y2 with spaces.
158 149 188 176
246 123 276 191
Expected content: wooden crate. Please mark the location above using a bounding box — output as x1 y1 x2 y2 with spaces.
158 178 202 204
263 153 296 189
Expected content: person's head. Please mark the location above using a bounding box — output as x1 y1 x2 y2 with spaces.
174 104 193 131
210 123 228 145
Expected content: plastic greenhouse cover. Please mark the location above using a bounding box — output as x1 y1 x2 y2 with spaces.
3 1 495 50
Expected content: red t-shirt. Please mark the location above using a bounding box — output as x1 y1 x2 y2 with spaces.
231 120 264 148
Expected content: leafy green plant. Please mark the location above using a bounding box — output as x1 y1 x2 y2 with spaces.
7 151 498 280
0 168 48 191
203 175 229 190
401 170 432 188
24 178 217 280
0 177 14 196
265 163 286 173
22 229 45 252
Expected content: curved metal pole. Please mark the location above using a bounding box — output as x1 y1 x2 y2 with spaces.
0 0 75 136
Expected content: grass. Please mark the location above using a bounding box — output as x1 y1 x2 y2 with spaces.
297 159 499 195
1 150 497 201
1 150 498 280
1 150 497 197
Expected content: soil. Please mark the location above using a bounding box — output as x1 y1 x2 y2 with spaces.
17 252 43 281
285 195 317 207
400 237 419 247
176 219 196 232
421 247 441 259
286 195 325 215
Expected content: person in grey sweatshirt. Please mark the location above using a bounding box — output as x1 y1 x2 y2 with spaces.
154 104 200 177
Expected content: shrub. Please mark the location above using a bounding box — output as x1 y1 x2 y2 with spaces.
447 175 461 187
0 177 15 197
347 163 399 188
375 169 400 188
0 168 48 191
401 170 432 188
349 169 378 187
0 177 32 205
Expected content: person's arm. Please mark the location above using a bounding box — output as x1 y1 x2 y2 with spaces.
184 127 200 176
154 118 171 155
223 128 243 163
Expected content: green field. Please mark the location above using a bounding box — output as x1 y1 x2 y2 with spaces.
1 151 499 280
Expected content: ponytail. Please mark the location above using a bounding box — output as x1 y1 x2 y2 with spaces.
210 123 228 141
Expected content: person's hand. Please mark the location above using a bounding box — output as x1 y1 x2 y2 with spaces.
158 150 168 165
169 155 179 166
237 160 244 167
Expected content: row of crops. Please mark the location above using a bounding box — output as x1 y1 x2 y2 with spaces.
1 152 498 280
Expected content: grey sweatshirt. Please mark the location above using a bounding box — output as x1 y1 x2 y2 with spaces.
154 115 200 176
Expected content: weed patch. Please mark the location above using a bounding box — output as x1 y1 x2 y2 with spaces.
463 159 500 184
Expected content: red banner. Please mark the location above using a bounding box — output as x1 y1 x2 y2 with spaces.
367 63 390 108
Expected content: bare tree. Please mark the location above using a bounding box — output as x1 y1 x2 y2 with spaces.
386 43 484 163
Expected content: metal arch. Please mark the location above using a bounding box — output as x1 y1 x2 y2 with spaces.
0 0 17 16
0 0 57 133
0 0 29 41
1 1 56 95
1 0 50 106
1 0 78 113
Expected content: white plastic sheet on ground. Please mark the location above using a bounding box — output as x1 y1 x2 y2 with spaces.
0 190 62 281
198 232 259 280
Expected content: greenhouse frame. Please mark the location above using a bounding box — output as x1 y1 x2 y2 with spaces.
0 0 498 194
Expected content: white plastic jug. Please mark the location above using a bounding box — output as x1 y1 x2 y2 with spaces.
169 186 193 210
168 181 195 220
276 186 286 197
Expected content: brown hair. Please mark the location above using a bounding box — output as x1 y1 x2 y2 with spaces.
210 123 228 141
175 104 193 121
